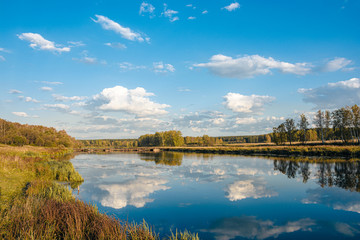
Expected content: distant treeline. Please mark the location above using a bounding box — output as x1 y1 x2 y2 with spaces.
80 131 272 148
272 104 360 145
0 118 78 147
80 139 138 148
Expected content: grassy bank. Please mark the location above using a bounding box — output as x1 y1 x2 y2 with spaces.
0 145 198 240
161 145 360 158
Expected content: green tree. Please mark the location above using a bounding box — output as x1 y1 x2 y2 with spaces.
314 110 325 144
298 114 309 143
284 118 296 145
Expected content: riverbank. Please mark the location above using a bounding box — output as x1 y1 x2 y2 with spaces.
161 145 360 158
0 145 198 239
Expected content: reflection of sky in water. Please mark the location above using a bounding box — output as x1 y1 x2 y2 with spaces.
72 153 360 239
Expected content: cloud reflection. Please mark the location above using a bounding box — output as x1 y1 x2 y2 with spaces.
303 187 360 214
226 179 277 201
206 216 315 240
99 177 170 209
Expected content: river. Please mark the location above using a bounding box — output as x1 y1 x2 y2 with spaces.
71 152 360 239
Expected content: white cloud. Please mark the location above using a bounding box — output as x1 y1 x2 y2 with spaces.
73 56 98 64
73 50 106 65
188 16 196 20
194 54 311 79
18 33 70 53
12 112 29 117
99 177 170 209
91 85 170 117
41 81 63 85
0 56 5 61
12 112 38 118
163 4 179 22
104 42 127 49
44 103 70 111
52 94 87 101
299 78 360 109
25 97 40 103
226 179 277 201
119 62 146 71
224 93 275 113
223 2 240 11
67 41 85 47
153 62 175 73
235 117 258 124
321 57 352 72
0 47 10 53
177 87 191 92
92 15 147 42
202 10 208 14
9 89 22 94
40 86 53 91
139 2 155 17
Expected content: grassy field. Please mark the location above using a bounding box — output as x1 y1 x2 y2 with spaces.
0 145 198 240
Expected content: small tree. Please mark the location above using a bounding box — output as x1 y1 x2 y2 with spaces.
285 119 296 145
298 114 309 144
314 110 325 144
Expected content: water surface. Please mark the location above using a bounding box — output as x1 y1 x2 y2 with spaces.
71 152 360 239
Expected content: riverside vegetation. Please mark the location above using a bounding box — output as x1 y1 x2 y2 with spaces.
0 120 198 240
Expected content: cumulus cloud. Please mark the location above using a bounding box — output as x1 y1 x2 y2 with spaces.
98 177 170 209
226 179 277 201
299 78 360 109
40 86 53 91
224 93 275 114
223 2 240 11
153 62 175 73
188 16 196 20
206 216 315 240
173 111 227 133
90 85 170 117
52 94 87 101
18 33 70 53
162 4 179 22
24 96 40 103
92 15 147 42
9 89 22 94
202 10 208 14
139 2 155 17
194 54 311 79
104 42 127 49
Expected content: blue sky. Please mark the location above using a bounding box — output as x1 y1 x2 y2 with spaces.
1 0 359 139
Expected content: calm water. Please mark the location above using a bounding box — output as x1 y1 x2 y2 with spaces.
71 152 360 239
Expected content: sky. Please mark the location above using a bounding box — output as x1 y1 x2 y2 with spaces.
0 0 359 139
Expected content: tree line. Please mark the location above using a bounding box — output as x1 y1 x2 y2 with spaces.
272 104 360 145
0 118 79 147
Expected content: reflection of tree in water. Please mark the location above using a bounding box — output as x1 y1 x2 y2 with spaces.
274 160 360 192
140 152 183 166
